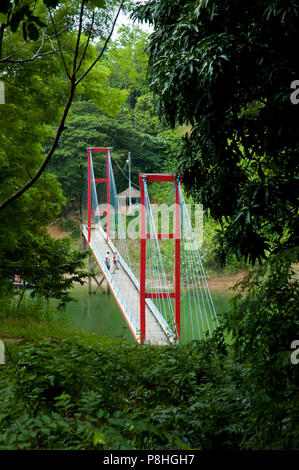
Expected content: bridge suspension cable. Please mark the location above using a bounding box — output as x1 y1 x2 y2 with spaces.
82 148 219 345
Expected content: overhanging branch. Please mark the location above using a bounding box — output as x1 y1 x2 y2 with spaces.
0 0 124 214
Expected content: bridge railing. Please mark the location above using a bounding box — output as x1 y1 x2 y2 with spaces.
96 224 177 345
82 225 141 342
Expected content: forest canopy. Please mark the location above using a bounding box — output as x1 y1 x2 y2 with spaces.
0 0 126 299
133 0 299 265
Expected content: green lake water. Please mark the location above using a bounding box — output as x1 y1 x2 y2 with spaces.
65 286 135 343
65 286 232 344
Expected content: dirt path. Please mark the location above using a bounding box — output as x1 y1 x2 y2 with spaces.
47 223 71 239
207 271 247 291
47 210 81 240
0 336 24 343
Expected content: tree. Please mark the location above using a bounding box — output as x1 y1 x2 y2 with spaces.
133 3 299 435
0 1 126 303
101 24 149 107
0 0 125 213
0 0 60 58
45 23 183 207
0 0 112 60
46 98 175 201
0 17 128 207
133 0 299 265
1 233 89 307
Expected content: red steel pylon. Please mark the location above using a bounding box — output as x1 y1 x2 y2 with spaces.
139 174 181 344
87 147 111 242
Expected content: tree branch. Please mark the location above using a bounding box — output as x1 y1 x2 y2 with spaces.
48 7 71 80
72 0 85 74
0 47 64 64
74 11 95 74
0 38 87 64
75 0 125 86
0 83 76 213
0 1 124 214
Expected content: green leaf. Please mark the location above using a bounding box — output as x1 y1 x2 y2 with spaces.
31 16 47 28
93 430 106 445
42 0 60 7
28 23 39 41
86 0 106 8
10 13 23 33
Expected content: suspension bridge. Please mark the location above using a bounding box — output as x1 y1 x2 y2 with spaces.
81 147 219 345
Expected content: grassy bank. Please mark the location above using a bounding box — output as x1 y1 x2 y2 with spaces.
0 293 122 348
1 262 297 451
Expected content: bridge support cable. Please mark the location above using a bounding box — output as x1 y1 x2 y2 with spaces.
179 185 219 339
83 150 176 345
144 181 176 334
108 155 132 272
86 147 132 269
87 147 111 242
83 148 219 345
139 174 181 344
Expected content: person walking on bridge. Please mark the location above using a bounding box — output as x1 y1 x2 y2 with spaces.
105 252 110 271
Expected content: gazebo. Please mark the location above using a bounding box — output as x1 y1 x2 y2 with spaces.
117 187 141 214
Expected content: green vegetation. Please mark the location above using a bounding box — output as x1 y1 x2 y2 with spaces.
1 255 298 450
1 335 220 450
0 0 126 304
133 0 299 265
47 26 181 201
0 246 298 450
0 0 126 215
0 0 298 452
46 98 174 199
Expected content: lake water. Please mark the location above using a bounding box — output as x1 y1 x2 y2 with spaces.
65 286 232 344
65 286 136 343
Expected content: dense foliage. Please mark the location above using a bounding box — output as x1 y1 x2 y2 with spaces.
1 245 298 450
47 26 182 201
133 0 299 265
0 1 298 452
0 0 115 48
47 98 179 201
0 0 126 301
1 235 88 307
0 303 298 450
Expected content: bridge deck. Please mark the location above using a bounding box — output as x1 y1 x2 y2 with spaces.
82 224 176 345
